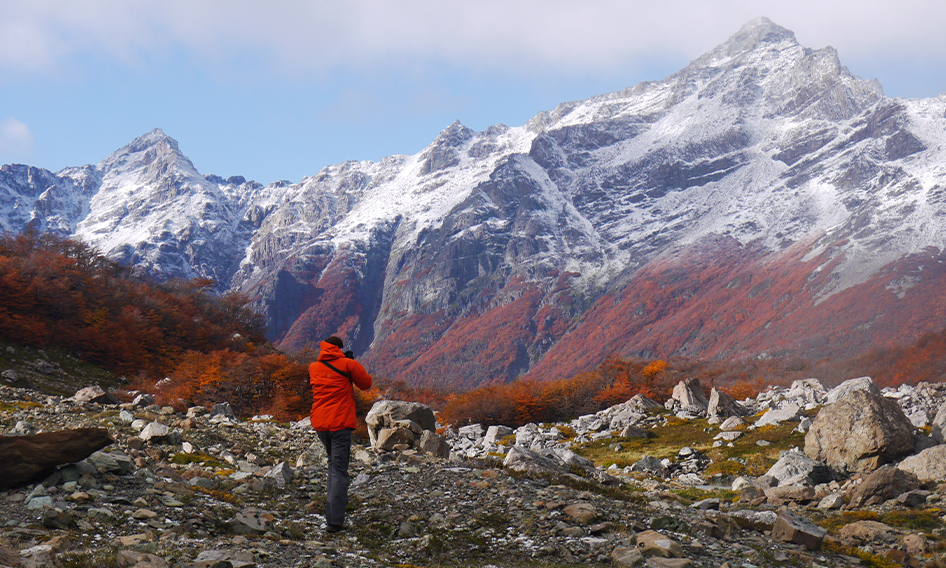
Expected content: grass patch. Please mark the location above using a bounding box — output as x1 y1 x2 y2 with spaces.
817 509 945 535
573 411 806 474
170 451 226 469
670 486 738 502
824 540 900 568
881 509 943 532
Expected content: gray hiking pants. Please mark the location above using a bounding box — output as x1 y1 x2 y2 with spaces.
317 428 352 527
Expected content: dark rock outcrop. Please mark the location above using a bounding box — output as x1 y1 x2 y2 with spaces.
0 428 113 489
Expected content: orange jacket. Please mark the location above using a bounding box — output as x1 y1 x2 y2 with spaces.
309 341 373 431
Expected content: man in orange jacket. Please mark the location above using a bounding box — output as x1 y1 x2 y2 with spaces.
309 335 373 533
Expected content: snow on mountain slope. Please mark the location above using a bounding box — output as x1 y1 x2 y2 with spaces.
3 17 946 387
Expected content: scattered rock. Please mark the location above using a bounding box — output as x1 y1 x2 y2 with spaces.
189 549 256 568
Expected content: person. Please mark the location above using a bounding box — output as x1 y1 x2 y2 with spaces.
309 335 373 533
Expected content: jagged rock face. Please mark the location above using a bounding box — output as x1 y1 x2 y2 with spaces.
3 18 946 387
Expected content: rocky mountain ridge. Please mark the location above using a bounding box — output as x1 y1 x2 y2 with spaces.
3 373 946 567
3 17 946 387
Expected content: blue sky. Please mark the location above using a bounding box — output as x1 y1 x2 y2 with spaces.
2 1 946 185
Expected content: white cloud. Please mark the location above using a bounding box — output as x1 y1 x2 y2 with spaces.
0 118 35 163
1 1 945 83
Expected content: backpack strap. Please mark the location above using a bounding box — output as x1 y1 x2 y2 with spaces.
320 360 351 380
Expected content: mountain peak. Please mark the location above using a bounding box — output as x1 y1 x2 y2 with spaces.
97 129 189 174
121 128 180 154
729 16 797 48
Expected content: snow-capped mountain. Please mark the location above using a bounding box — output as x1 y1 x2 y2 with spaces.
3 17 946 388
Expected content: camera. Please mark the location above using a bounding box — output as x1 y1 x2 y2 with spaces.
344 350 355 359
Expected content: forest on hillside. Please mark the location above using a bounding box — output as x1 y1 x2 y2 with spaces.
0 229 943 431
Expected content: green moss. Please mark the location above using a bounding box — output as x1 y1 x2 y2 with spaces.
169 451 225 468
881 508 944 532
817 510 881 532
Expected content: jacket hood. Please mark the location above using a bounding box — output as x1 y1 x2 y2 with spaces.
318 341 345 361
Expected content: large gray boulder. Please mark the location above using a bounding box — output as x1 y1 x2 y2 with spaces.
707 388 749 422
365 400 436 450
849 465 920 507
804 384 915 473
665 377 708 415
755 402 803 428
824 376 880 404
763 449 832 487
503 445 570 476
69 386 118 405
898 445 946 481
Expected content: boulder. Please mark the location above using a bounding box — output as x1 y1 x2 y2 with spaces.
849 464 921 507
376 427 417 452
69 386 118 405
296 440 327 467
931 401 946 444
763 485 817 505
635 530 685 558
483 425 513 445
839 520 896 547
418 430 450 458
707 388 748 422
562 502 597 525
784 378 827 408
0 428 113 490
666 378 708 415
630 456 668 476
365 401 436 449
139 422 170 443
763 448 832 487
87 450 134 474
227 508 273 535
824 376 880 404
755 402 802 428
804 387 915 473
503 445 570 476
898 445 946 481
262 462 294 487
210 402 236 419
611 547 644 567
771 510 826 551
